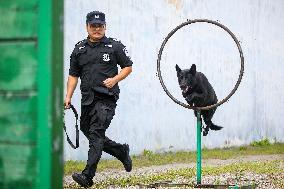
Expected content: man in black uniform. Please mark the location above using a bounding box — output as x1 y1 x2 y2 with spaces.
64 11 133 188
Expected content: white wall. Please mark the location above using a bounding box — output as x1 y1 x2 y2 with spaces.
64 0 284 160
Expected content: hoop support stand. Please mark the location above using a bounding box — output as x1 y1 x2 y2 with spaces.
141 18 257 189
197 111 202 184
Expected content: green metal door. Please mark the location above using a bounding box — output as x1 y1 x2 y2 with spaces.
0 0 63 188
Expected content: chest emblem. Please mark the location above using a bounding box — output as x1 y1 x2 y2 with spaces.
102 53 110 62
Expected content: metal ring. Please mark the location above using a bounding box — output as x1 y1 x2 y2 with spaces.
157 19 244 111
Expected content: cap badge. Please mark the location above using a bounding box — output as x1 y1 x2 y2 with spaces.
95 15 99 18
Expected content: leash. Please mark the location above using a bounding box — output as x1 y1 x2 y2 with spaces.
63 104 79 149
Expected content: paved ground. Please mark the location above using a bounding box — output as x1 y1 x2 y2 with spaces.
64 154 284 189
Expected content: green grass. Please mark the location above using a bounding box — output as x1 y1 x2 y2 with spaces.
250 138 271 146
105 160 283 188
65 160 284 188
64 141 284 175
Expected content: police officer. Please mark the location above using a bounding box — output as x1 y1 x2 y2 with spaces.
64 11 133 188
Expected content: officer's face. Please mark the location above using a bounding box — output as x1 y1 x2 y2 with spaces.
86 23 106 42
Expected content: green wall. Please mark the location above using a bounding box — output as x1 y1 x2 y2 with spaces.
0 0 63 188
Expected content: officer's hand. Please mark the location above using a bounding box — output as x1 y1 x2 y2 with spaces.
103 78 118 89
64 97 71 109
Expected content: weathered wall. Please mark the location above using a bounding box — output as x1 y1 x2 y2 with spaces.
64 0 284 160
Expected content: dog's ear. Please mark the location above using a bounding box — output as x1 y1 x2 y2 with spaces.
175 64 181 74
189 64 196 76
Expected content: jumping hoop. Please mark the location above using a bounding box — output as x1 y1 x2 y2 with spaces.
157 19 244 111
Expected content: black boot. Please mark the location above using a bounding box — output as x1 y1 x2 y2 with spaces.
72 172 94 188
121 144 132 172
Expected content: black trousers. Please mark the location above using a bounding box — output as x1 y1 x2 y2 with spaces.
80 98 126 178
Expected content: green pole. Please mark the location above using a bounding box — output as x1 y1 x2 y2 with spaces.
196 111 202 184
38 0 63 188
38 0 52 188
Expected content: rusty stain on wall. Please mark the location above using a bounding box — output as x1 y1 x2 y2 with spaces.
167 0 183 10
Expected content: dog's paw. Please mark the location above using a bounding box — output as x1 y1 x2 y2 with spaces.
203 126 209 136
210 125 223 131
185 95 194 103
203 130 208 136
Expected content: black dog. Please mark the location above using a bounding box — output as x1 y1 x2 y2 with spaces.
176 64 222 136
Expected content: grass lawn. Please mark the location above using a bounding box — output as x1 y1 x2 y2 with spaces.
65 140 284 175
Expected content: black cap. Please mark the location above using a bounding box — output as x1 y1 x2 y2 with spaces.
86 11 106 25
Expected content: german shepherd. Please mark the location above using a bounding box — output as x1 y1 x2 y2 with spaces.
176 64 222 136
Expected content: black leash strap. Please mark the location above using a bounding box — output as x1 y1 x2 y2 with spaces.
63 104 79 149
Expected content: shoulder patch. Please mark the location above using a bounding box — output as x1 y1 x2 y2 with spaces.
109 37 121 42
78 46 86 50
75 39 87 46
123 47 130 57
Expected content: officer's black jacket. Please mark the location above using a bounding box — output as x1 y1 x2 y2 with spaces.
69 36 133 105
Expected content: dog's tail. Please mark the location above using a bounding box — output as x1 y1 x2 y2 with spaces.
210 123 223 130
